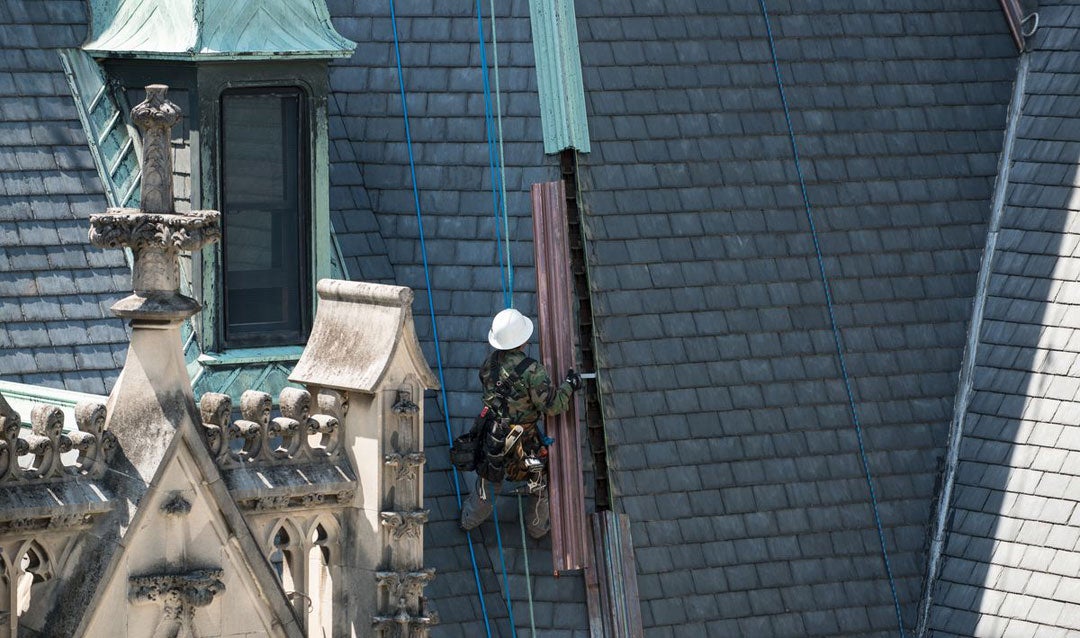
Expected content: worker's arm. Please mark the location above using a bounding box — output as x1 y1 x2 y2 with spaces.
527 363 574 416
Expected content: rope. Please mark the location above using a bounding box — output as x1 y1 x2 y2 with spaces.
756 2 907 636
490 493 518 636
517 493 537 637
474 3 518 633
387 2 493 636
475 0 511 308
489 0 513 300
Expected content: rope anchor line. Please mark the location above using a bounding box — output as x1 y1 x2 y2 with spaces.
757 1 907 636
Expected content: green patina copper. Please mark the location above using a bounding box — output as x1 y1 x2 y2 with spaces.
528 0 591 154
83 0 356 60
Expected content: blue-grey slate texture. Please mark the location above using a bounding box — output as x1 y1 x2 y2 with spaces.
0 0 129 395
570 2 1016 635
0 0 1040 636
323 1 1020 636
927 4 1080 637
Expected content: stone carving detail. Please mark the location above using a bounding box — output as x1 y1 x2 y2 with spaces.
129 84 181 214
0 394 113 482
384 451 425 483
391 392 419 416
379 511 429 540
199 388 341 468
129 569 226 634
161 491 192 517
375 569 435 606
88 84 220 320
0 512 94 534
372 602 438 638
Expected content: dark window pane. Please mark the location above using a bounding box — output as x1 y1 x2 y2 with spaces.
221 89 309 347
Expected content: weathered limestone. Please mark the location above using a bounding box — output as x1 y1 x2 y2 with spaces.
291 279 440 637
62 86 301 638
0 394 113 638
1 81 440 638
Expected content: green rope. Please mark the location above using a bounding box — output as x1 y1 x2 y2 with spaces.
489 0 512 298
517 493 537 637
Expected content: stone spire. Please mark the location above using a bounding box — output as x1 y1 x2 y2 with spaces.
89 84 219 322
88 85 220 482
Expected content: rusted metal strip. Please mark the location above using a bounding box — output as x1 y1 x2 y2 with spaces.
531 180 588 573
998 0 1025 50
590 511 644 637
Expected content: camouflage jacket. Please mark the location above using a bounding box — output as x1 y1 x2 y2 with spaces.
480 349 573 425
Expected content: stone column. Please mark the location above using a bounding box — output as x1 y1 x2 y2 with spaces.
89 85 220 484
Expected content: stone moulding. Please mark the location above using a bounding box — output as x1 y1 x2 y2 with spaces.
235 489 355 512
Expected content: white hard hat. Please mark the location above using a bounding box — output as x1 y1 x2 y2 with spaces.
488 308 534 350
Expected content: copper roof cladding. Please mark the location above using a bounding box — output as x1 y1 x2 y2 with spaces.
531 180 588 573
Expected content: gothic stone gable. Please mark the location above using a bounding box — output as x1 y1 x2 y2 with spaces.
76 426 302 637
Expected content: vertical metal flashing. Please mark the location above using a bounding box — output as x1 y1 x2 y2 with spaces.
531 180 588 573
590 511 644 637
528 0 591 154
914 53 1029 638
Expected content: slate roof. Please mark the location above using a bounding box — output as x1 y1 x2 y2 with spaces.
0 0 1042 636
0 0 129 395
322 1 1020 636
570 3 1017 634
926 4 1080 636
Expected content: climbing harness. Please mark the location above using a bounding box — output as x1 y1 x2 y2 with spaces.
757 2 906 636
387 1 493 636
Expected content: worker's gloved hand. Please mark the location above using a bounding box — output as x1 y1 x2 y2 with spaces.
565 369 582 391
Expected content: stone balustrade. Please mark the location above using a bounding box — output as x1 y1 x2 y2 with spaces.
199 387 344 467
0 399 114 482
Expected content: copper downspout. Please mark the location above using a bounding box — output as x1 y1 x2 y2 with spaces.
531 180 588 574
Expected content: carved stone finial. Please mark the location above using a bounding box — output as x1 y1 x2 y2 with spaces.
88 84 221 321
130 84 182 214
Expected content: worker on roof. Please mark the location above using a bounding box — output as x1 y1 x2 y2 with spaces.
460 308 581 539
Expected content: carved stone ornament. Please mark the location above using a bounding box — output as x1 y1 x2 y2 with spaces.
375 569 435 606
384 451 426 483
391 391 419 416
88 85 221 321
199 388 344 466
0 392 112 482
129 569 226 634
372 604 438 638
161 491 192 517
238 489 353 512
380 510 429 540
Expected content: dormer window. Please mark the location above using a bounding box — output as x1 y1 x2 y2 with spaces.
74 0 355 361
220 87 311 347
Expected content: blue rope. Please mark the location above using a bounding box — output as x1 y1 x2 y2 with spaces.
474 2 518 633
490 493 517 636
756 2 907 636
475 0 511 308
388 3 493 636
